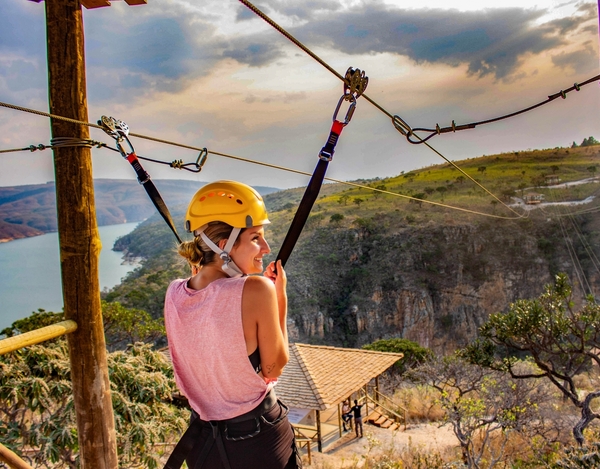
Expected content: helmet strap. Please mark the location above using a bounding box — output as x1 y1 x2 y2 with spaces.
198 226 244 278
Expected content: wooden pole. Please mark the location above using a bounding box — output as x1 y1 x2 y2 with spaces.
337 402 342 437
0 320 77 355
44 1 118 468
316 410 322 452
0 443 34 469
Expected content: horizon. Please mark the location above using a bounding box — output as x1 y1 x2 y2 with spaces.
1 0 599 190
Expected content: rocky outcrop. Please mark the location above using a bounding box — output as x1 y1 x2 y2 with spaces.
285 214 597 354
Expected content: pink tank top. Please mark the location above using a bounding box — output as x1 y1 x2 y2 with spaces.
164 277 273 420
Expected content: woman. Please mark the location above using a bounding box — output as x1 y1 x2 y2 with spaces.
163 180 300 469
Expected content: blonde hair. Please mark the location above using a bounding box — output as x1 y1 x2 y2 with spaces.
177 221 245 268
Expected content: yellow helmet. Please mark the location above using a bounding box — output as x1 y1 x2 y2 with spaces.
185 180 270 233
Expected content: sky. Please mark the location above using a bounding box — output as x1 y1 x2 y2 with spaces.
0 0 599 190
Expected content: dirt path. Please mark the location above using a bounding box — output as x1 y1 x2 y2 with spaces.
307 422 459 468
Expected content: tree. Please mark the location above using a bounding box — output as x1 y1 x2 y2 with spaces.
587 165 597 176
408 355 548 469
0 341 187 468
435 186 447 201
362 338 432 374
1 309 65 337
410 192 427 207
581 136 599 147
338 193 350 206
353 197 364 207
372 184 387 199
501 188 515 201
551 165 560 174
329 213 344 224
1 302 166 351
477 166 487 174
102 301 165 351
462 274 600 444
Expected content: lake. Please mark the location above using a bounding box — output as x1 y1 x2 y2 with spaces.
0 222 140 330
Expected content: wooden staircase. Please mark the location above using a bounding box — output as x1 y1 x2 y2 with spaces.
366 408 401 431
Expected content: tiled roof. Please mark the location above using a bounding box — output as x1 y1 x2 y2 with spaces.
276 343 403 411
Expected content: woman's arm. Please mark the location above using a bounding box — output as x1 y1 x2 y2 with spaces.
242 261 289 378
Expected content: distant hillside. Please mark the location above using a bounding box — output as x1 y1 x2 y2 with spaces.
103 144 600 354
0 179 281 242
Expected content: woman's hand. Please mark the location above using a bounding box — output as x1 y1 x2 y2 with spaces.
264 260 287 292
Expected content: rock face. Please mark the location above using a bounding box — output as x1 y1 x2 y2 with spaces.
285 214 599 354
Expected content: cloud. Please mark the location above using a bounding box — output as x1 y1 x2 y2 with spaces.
259 0 343 20
222 41 284 67
284 5 576 80
551 43 599 74
226 2 597 80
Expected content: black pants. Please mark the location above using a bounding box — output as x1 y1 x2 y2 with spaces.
186 400 301 469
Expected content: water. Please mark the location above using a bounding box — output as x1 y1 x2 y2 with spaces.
0 222 140 330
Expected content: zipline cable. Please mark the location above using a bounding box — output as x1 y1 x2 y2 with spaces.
0 134 529 220
237 0 529 218
543 191 595 296
0 99 523 218
543 189 600 280
238 0 599 144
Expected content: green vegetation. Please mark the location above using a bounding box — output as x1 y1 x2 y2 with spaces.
462 273 600 444
362 338 432 374
0 340 187 468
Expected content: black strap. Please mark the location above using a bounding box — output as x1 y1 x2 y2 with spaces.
163 416 204 469
276 119 345 267
125 153 183 244
276 158 329 268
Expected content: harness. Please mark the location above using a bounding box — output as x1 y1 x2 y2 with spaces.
164 389 282 469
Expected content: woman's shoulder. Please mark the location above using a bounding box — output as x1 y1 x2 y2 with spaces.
242 275 275 297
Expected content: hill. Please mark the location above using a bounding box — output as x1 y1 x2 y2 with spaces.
103 144 600 353
0 179 280 242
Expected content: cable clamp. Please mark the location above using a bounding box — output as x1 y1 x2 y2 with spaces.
574 83 580 91
28 144 47 152
170 159 184 169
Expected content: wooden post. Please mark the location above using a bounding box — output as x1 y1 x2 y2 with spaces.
337 403 342 437
316 410 322 452
44 1 118 468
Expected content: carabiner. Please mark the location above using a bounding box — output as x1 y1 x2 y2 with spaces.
116 135 135 157
333 94 357 126
195 147 208 171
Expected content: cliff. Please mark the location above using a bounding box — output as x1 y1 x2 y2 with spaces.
103 146 600 354
284 213 597 354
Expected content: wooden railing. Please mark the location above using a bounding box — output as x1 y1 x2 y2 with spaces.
0 320 77 356
364 385 408 430
293 423 319 465
0 320 78 469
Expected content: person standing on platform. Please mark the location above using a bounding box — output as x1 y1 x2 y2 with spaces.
350 399 364 438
